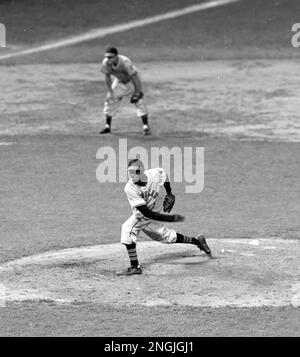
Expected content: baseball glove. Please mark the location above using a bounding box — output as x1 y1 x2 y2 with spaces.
130 91 144 104
163 193 175 213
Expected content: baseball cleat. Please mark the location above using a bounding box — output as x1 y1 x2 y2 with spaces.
99 126 111 134
196 234 212 258
116 265 143 276
143 126 151 136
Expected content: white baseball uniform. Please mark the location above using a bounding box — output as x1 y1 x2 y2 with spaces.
100 55 148 118
121 168 177 245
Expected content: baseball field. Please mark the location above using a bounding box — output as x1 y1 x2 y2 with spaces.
0 0 300 337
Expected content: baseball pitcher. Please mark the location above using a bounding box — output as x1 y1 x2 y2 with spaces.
99 46 151 136
117 158 212 276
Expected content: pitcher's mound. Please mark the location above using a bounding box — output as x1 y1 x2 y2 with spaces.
0 239 299 308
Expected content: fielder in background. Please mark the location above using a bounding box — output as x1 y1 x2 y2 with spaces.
117 158 212 276
99 46 151 136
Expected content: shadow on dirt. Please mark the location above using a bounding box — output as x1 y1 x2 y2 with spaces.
144 251 215 266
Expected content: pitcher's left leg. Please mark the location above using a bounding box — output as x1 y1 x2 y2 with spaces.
142 221 177 243
143 222 212 258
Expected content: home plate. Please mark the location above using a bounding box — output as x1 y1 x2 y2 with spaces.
0 239 299 308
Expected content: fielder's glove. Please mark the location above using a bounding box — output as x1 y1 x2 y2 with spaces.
163 193 175 213
130 91 144 104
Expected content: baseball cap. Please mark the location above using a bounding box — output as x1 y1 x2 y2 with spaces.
128 158 144 173
104 46 118 58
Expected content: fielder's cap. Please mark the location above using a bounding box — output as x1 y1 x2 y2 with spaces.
104 46 118 57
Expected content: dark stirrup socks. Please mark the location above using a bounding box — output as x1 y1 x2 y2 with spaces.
126 243 139 267
176 233 199 245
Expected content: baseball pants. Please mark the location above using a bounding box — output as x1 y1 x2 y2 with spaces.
121 214 177 245
103 78 148 117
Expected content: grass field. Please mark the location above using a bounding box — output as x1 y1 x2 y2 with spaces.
1 0 300 63
0 0 300 337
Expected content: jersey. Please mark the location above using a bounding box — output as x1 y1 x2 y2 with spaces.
124 168 167 218
100 55 139 84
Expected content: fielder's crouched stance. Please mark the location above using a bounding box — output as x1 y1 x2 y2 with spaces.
99 46 151 136
117 159 212 276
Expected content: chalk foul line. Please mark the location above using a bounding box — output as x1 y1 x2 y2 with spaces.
0 0 240 61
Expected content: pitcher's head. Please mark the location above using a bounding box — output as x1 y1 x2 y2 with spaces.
128 158 145 183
